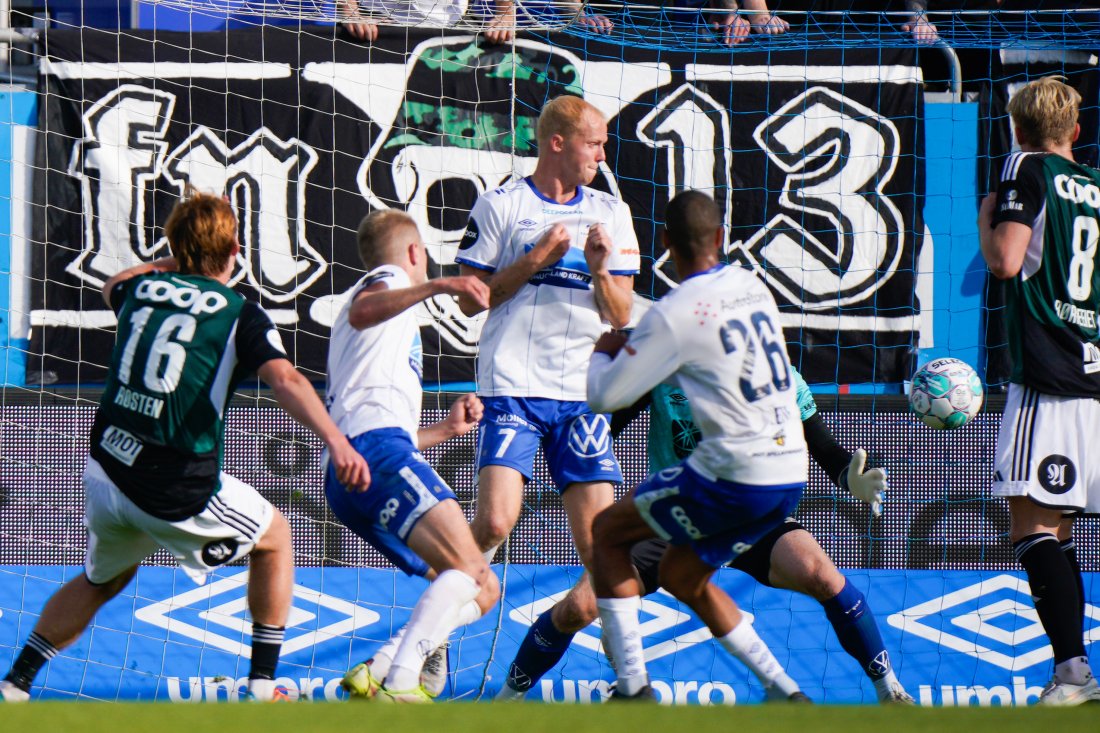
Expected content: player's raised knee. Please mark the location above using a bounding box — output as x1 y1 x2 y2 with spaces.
472 515 513 552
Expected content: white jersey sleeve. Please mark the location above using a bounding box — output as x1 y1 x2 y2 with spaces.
455 192 509 272
587 307 680 413
606 198 641 276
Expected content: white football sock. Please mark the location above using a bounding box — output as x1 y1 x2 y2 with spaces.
369 624 407 681
596 595 648 696
1055 656 1093 686
246 678 276 701
718 617 800 697
386 570 480 691
456 599 483 626
872 669 901 700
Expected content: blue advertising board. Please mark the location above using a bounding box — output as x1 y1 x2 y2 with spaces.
1 565 1095 705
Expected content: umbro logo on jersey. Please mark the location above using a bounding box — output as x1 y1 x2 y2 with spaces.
517 219 537 229
568 414 611 457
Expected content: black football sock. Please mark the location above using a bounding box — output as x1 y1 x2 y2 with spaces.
250 623 285 681
5 632 59 693
1060 538 1085 627
1015 533 1085 665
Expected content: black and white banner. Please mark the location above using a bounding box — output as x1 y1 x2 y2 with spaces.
32 26 924 385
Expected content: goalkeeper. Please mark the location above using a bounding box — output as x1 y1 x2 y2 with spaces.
498 372 914 704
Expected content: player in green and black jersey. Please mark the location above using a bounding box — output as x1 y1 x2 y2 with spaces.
980 76 1100 705
0 191 369 703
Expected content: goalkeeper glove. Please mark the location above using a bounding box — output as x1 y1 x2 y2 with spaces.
841 448 886 517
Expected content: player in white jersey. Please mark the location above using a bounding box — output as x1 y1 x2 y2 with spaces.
455 96 640 578
325 210 500 702
587 191 809 701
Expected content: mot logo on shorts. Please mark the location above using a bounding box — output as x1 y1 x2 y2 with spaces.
568 414 611 458
1038 454 1076 495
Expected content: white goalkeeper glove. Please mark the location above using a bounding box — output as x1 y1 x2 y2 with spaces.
845 448 886 517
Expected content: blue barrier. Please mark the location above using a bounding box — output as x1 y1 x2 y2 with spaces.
921 102 984 374
1 565 1095 704
0 90 36 387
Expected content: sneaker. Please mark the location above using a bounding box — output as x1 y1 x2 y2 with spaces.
764 685 812 703
608 683 658 702
420 642 450 698
0 681 29 703
377 685 434 704
341 660 383 700
1038 676 1100 706
880 682 916 705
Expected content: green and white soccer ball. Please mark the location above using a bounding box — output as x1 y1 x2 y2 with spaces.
909 358 984 430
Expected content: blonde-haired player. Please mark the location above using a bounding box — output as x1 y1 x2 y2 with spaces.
979 76 1100 705
328 210 500 702
455 94 640 614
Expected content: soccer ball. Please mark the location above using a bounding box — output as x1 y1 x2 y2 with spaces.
909 358 984 430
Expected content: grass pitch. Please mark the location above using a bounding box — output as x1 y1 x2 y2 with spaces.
4 702 1097 733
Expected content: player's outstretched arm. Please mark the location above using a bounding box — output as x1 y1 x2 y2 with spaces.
585 224 633 329
350 276 488 330
802 412 885 516
258 359 371 491
100 256 178 308
457 223 571 315
418 394 483 450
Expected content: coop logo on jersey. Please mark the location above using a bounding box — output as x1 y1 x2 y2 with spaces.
509 587 721 662
568 414 611 457
887 574 1100 670
135 571 380 657
64 85 325 301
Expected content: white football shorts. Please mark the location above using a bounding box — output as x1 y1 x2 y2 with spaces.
992 383 1100 514
83 457 274 585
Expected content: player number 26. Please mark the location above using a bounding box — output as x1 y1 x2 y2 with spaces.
719 310 791 402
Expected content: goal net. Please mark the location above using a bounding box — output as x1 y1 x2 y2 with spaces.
0 4 1096 704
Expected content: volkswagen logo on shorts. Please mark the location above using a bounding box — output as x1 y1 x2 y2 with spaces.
568 414 611 458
